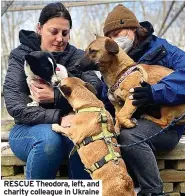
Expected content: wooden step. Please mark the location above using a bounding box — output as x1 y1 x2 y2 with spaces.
1 148 26 166
160 169 185 182
1 119 14 132
1 137 185 167
1 131 10 141
156 136 185 160
2 173 69 180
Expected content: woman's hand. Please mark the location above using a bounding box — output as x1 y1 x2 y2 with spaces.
30 80 54 103
60 113 75 128
129 81 153 107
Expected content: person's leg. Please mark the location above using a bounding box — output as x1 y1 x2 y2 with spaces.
66 138 91 179
68 151 91 179
9 124 69 179
118 119 179 195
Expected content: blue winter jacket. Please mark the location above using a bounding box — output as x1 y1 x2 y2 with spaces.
102 21 185 138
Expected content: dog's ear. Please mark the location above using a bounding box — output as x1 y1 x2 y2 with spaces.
84 82 97 95
94 34 101 39
25 54 37 65
105 39 119 54
60 85 72 97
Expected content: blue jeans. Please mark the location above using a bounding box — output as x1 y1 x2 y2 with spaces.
9 124 91 179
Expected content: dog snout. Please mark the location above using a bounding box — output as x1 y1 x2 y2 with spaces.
51 79 61 87
75 56 98 71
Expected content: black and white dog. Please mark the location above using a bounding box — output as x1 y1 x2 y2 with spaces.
24 51 68 106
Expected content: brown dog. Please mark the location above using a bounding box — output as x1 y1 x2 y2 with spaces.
76 35 185 130
52 77 136 196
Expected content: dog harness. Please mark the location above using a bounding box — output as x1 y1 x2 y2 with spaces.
70 107 121 174
109 65 139 93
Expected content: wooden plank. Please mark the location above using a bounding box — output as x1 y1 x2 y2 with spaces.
156 142 185 160
160 169 185 182
1 148 26 166
174 182 185 193
163 183 173 193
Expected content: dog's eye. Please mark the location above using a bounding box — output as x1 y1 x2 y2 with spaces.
89 48 97 54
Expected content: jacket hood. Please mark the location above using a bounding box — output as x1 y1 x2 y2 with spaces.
19 30 41 51
128 21 154 62
139 21 154 36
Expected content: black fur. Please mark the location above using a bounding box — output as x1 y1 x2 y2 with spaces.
25 51 57 82
75 55 99 71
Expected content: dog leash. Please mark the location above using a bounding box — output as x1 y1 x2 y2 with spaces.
112 113 185 148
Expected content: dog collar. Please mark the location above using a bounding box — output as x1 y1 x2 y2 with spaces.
75 107 102 113
109 65 138 93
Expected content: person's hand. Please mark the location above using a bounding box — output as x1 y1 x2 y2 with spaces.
60 113 75 128
30 80 54 103
129 81 154 107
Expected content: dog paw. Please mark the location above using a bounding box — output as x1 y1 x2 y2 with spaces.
52 124 61 133
115 124 121 135
140 115 147 119
121 119 137 128
27 101 39 107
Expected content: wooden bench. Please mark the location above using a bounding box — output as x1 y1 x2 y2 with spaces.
1 119 68 180
156 137 185 196
1 120 185 195
1 147 69 180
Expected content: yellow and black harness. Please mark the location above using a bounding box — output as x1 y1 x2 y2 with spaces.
70 107 121 174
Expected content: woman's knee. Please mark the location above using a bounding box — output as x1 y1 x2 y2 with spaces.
118 129 137 145
37 125 66 155
27 124 67 157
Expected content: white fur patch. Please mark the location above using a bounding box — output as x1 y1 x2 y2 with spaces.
27 101 39 107
51 64 68 85
24 60 41 107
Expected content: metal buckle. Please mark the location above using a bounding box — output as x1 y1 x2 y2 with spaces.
95 158 107 169
84 168 93 174
101 115 107 123
83 137 93 145
113 157 119 165
104 137 111 145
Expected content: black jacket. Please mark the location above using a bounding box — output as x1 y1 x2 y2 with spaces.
3 30 102 125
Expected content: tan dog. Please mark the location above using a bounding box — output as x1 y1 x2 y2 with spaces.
52 77 135 196
76 35 185 130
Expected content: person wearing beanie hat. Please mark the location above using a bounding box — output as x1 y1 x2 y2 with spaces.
101 4 185 196
3 2 102 179
103 4 140 37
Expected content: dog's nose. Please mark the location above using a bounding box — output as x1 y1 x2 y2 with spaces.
52 80 60 87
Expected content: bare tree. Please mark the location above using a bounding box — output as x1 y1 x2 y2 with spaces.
1 10 31 84
1 1 185 84
1 1 14 16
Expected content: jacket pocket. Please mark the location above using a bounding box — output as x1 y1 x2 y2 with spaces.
139 45 167 65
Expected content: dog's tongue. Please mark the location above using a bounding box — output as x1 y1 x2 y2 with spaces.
56 67 60 71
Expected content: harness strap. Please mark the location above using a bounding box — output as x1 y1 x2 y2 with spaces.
77 132 116 148
69 107 110 157
69 131 117 157
69 107 121 174
85 152 121 174
76 107 102 113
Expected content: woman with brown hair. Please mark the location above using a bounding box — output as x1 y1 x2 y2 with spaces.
3 2 102 179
